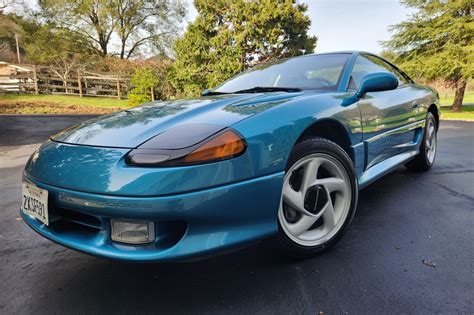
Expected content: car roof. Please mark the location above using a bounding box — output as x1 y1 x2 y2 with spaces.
293 51 374 58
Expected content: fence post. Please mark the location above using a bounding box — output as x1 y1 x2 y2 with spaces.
116 78 121 99
77 70 83 97
32 65 39 95
150 86 155 101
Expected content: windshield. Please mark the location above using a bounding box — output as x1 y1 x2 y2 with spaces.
214 54 350 93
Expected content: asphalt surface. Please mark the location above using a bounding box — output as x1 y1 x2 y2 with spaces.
0 115 473 314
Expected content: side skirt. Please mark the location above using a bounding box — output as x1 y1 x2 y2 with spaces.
358 150 418 190
358 119 425 190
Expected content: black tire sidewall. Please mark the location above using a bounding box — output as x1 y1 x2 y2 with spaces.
422 112 437 167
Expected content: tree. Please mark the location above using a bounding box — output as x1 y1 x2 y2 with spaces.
171 0 317 97
13 14 94 85
117 56 175 104
128 67 158 106
114 0 186 59
0 12 24 62
38 0 186 59
383 0 473 111
380 50 399 63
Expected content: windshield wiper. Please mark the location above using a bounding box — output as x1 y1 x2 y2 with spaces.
201 90 230 96
232 86 302 94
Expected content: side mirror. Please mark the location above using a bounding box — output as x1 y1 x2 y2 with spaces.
201 89 211 96
356 72 398 97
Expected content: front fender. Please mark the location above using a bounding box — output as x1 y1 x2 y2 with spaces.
231 92 363 177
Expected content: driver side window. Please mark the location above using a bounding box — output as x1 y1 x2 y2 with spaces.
349 55 410 90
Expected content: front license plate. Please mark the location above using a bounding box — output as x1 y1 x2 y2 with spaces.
21 182 49 225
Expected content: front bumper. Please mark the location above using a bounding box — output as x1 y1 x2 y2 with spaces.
21 172 283 262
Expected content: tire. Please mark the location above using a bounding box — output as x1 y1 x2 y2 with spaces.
405 112 438 172
277 137 358 259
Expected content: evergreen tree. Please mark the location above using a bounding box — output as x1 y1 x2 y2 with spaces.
171 0 317 97
384 0 473 111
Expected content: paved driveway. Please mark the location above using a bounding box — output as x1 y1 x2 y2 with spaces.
0 115 473 314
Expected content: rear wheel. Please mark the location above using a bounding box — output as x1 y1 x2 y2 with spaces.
405 112 437 171
277 137 358 259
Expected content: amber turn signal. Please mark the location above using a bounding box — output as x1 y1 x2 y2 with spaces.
184 130 246 163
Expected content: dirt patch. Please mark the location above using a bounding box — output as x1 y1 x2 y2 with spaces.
0 100 123 114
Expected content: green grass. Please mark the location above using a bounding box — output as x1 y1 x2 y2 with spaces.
0 94 131 108
438 90 474 121
439 90 474 106
441 105 474 121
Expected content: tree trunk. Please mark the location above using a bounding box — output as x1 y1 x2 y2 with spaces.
100 42 108 57
451 79 467 112
120 39 126 59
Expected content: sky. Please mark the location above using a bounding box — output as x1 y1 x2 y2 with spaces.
185 0 415 54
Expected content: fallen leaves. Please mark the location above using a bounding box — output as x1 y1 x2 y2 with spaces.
422 259 436 268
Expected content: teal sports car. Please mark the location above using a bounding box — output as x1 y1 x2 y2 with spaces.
21 52 439 261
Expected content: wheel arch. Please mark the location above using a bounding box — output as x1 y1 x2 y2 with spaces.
295 118 354 162
428 104 439 130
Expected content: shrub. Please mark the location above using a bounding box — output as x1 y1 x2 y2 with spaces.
128 68 158 107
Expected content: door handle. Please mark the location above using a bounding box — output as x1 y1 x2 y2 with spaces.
412 101 420 109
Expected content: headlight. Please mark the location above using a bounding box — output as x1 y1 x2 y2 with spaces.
183 130 246 163
126 124 246 167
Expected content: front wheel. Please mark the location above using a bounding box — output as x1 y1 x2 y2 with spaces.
277 137 358 259
405 112 438 172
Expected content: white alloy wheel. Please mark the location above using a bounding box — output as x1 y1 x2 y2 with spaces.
278 153 352 247
425 118 437 164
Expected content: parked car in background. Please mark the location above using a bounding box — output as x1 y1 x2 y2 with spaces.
21 51 439 261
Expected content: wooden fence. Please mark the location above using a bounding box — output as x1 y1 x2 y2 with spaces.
0 67 143 99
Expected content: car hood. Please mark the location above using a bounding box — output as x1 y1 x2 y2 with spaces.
51 92 303 148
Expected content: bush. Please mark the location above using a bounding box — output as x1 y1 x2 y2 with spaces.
128 68 158 107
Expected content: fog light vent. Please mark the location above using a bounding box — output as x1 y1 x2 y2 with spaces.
110 219 155 245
